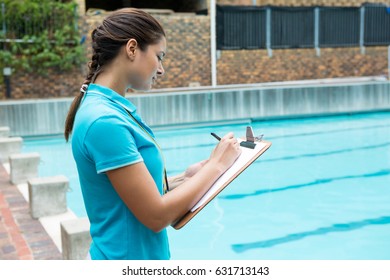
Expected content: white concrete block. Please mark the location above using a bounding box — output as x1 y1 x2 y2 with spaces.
0 137 22 163
28 175 69 219
9 152 40 184
0 127 10 138
60 217 91 260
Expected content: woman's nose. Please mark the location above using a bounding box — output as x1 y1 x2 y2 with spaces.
157 64 165 76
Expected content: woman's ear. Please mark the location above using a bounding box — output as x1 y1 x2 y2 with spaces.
126 39 138 60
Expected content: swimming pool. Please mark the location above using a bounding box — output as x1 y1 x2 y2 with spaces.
22 112 390 260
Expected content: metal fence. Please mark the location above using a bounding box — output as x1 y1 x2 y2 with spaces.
271 7 314 49
364 4 390 46
217 3 390 50
319 7 360 47
217 5 266 49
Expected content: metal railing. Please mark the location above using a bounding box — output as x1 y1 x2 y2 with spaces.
217 3 390 54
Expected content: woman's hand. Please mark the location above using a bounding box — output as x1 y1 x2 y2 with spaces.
168 160 208 190
184 159 208 179
168 132 240 191
208 132 241 174
182 132 241 182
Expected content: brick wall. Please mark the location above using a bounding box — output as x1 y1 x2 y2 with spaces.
0 67 84 99
155 15 211 88
217 47 388 84
218 0 386 6
84 11 211 90
218 0 254 5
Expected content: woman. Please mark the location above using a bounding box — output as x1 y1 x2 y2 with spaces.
64 8 241 260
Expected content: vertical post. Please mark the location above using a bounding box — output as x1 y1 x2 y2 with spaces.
75 0 86 16
3 67 11 98
388 45 390 80
210 0 217 87
252 0 256 5
74 4 78 32
266 7 272 57
2 2 6 41
360 6 365 55
314 7 320 57
1 3 10 98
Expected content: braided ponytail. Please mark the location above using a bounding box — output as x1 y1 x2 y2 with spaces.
64 8 165 141
64 30 101 142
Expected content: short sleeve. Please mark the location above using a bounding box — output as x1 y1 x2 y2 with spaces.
84 115 143 173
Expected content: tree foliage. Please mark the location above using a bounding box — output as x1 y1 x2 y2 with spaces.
0 0 85 78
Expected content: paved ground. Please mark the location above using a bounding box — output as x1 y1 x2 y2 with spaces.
0 164 61 260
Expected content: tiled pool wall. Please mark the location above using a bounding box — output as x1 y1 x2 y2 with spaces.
1 79 390 137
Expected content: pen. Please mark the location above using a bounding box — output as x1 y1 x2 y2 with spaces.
210 132 221 141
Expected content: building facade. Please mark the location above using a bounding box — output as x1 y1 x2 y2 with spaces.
1 0 389 99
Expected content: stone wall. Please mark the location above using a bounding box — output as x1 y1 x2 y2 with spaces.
50 11 210 93
217 47 389 84
0 68 84 99
215 0 390 84
217 0 386 6
155 15 211 88
84 12 211 90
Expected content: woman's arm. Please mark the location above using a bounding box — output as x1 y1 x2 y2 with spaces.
168 160 208 190
167 173 185 190
107 132 241 232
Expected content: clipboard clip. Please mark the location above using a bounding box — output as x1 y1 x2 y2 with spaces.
240 126 263 149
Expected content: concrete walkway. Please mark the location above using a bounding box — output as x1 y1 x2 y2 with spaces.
0 163 61 260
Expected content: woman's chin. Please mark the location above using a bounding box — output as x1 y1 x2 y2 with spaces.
143 84 153 91
128 83 152 92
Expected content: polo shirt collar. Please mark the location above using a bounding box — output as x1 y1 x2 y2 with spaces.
87 83 137 113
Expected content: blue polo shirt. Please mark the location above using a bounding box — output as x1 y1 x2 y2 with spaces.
71 83 170 260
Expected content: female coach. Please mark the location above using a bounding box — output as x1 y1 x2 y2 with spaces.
64 8 241 260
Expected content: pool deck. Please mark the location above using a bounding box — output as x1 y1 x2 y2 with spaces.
0 163 62 260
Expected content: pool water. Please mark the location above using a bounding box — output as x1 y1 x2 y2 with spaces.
22 112 390 260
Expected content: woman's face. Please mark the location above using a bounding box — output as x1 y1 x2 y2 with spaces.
129 37 166 91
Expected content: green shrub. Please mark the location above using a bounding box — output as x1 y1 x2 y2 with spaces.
0 0 85 79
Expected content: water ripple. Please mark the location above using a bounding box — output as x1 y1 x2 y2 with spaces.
219 169 390 200
166 142 390 175
261 142 390 163
232 216 390 253
161 123 390 151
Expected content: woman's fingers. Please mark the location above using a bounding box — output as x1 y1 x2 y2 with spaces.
221 132 234 140
210 132 242 172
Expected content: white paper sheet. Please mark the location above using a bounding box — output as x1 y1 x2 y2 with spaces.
191 140 267 212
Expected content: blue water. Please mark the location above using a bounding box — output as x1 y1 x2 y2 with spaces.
22 112 390 260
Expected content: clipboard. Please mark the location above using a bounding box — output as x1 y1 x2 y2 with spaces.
171 129 271 230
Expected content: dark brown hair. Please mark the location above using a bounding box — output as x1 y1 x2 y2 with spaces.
64 8 165 141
